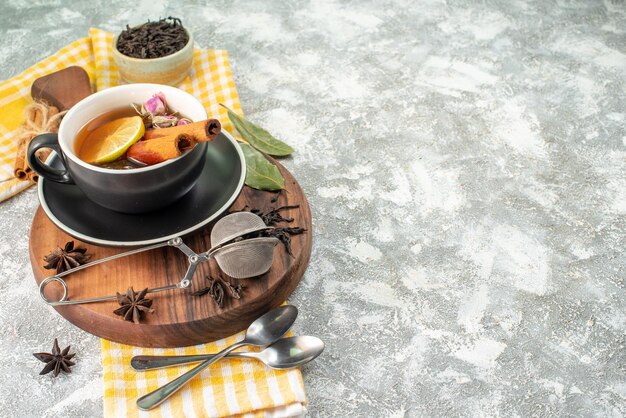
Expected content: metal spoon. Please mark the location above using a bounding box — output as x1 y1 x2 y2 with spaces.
131 336 324 371
136 305 298 411
125 155 148 167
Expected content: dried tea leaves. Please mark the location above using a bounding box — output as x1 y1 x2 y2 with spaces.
251 205 299 225
191 275 244 309
33 338 76 377
232 205 306 255
265 227 306 256
117 17 189 59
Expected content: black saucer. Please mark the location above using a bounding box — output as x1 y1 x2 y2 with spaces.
38 132 245 247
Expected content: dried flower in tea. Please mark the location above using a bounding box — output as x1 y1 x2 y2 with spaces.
33 338 76 377
144 92 167 115
131 91 191 129
151 115 179 128
43 241 91 274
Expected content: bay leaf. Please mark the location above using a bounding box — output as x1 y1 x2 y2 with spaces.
222 105 294 156
239 142 285 191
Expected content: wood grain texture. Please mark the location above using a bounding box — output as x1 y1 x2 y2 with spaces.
29 162 312 347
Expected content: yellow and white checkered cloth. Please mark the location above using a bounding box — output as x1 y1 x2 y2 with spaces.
1 29 306 417
102 335 307 418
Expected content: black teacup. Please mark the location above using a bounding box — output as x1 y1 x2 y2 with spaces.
27 84 208 214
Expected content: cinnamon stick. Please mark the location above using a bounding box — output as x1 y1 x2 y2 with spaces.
127 135 193 166
14 105 45 180
24 105 43 177
13 136 29 179
128 119 221 166
143 119 221 141
28 172 40 183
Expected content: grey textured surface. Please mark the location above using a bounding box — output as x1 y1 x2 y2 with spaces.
0 0 625 417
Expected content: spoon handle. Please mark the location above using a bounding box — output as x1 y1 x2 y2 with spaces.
136 341 247 411
131 352 257 370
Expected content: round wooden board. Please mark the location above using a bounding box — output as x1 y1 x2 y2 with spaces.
29 162 312 347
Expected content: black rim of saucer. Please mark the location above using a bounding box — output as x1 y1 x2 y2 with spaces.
37 131 246 247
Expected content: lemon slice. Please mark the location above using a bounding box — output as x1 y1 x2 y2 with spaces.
79 116 145 164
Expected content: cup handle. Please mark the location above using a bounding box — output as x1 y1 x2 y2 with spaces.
27 134 74 184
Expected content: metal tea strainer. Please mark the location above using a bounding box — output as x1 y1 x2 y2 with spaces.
38 211 279 306
210 212 279 279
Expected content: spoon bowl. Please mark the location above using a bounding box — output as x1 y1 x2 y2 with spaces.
257 336 325 369
131 335 325 371
245 305 299 346
125 155 148 167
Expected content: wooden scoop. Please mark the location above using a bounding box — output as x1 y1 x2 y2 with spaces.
31 66 93 111
127 119 221 166
14 66 93 181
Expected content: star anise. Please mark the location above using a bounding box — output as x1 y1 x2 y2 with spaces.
43 241 91 274
33 338 76 377
113 287 154 324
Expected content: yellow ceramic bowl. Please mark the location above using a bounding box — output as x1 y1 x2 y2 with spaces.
112 29 194 86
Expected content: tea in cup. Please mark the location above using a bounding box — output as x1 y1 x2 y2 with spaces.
27 84 210 214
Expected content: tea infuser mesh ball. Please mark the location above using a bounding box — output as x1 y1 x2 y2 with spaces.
212 238 278 279
210 211 267 247
210 212 279 279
